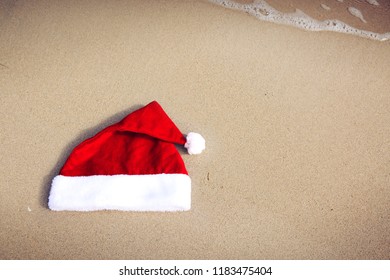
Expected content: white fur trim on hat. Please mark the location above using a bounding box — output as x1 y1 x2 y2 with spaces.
48 174 191 211
185 132 206 155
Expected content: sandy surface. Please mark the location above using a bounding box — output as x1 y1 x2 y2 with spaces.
0 0 389 259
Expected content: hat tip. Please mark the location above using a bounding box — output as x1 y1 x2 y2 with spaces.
185 132 205 155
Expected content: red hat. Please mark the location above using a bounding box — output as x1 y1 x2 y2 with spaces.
48 101 205 211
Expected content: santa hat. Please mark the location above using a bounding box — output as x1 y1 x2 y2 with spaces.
48 101 205 212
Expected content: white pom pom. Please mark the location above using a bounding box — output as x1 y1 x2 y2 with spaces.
185 132 205 155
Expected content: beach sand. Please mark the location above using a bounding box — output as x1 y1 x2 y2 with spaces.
0 0 389 259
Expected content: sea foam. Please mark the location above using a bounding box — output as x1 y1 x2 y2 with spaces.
347 7 367 23
365 0 379 6
209 0 390 41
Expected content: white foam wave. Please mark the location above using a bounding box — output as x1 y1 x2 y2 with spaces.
321 4 331 11
348 7 367 23
209 0 390 41
366 0 379 6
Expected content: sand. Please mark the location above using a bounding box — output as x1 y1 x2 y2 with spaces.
0 0 389 259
